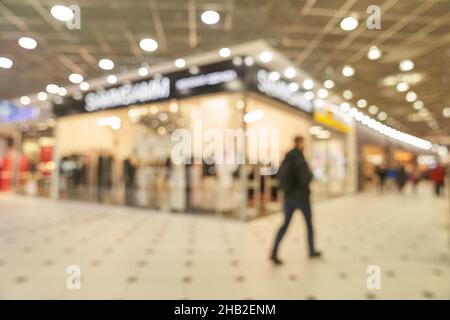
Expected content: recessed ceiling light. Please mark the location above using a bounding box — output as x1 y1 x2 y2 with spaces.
156 126 166 135
413 100 424 110
57 87 67 96
343 89 353 100
244 56 254 66
46 84 59 94
284 67 296 79
139 38 158 52
174 58 186 68
98 58 114 70
418 109 429 117
79 81 90 91
288 83 299 92
406 91 417 102
340 102 350 112
169 102 179 113
232 57 243 66
37 92 47 101
18 37 37 50
269 71 280 81
342 65 355 77
317 88 328 99
399 59 414 72
259 51 272 63
236 100 245 110
219 47 231 58
367 46 382 60
378 112 388 121
443 107 450 118
304 91 315 100
386 118 395 125
323 80 335 89
150 105 159 114
138 67 149 77
0 57 13 69
73 91 83 101
201 10 220 25
349 108 358 120
340 16 358 31
429 121 439 129
50 5 74 22
20 96 30 105
158 112 168 122
368 105 378 115
396 82 409 92
303 79 314 90
189 66 199 75
357 99 367 108
69 73 84 84
106 75 118 84
53 96 64 104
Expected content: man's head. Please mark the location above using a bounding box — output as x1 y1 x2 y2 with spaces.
294 136 304 151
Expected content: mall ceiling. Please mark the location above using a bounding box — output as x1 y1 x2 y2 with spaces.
0 0 449 139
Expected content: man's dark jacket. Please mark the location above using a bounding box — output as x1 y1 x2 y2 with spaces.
280 148 313 203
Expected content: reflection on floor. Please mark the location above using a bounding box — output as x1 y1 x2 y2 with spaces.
0 183 449 300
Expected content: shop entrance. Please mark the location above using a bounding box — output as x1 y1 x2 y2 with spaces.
310 130 347 200
360 144 387 190
243 93 311 218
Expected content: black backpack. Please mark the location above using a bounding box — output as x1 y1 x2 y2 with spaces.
277 158 297 193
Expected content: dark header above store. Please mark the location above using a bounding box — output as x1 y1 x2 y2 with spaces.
53 59 313 117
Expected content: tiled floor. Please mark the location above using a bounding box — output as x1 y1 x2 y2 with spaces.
0 183 449 300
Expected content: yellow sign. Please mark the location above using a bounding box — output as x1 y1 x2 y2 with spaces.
313 110 351 133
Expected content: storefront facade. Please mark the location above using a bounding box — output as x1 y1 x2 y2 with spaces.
50 59 314 218
356 122 431 190
310 100 357 200
48 58 358 218
0 100 54 196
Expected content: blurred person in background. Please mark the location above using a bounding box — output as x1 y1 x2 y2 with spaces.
375 164 387 191
431 163 446 196
410 166 421 194
386 166 397 190
0 137 19 192
270 136 321 265
395 163 408 193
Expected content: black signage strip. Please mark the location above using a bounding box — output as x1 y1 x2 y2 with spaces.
53 58 313 117
0 300 442 319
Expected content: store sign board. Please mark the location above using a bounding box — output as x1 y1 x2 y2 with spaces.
175 69 238 91
0 100 39 123
84 68 238 112
252 69 313 114
85 77 170 112
53 59 312 118
313 102 351 133
314 112 351 133
54 60 245 117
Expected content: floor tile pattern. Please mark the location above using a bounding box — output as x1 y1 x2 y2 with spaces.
0 184 449 299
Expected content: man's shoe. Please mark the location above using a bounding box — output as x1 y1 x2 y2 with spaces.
309 251 322 259
270 255 283 265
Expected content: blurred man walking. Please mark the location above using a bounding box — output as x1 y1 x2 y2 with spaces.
270 136 321 265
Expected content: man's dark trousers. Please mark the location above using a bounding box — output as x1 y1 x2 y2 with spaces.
272 197 315 257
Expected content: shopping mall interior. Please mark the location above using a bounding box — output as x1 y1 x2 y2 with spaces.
0 0 449 301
